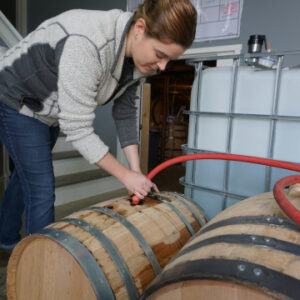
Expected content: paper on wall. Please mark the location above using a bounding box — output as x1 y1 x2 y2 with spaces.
127 0 243 43
192 0 243 42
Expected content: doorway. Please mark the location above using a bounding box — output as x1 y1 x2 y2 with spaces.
146 59 216 192
138 45 242 192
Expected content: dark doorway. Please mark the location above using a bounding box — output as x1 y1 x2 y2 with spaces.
147 59 216 192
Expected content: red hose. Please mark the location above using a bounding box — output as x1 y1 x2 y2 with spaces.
146 153 300 180
131 153 300 225
273 175 300 225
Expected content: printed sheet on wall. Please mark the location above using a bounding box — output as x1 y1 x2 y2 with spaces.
127 0 243 43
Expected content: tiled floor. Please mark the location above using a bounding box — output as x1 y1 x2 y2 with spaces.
0 164 185 299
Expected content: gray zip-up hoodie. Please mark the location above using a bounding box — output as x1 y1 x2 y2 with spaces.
0 9 148 164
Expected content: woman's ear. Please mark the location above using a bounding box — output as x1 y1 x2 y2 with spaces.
133 18 146 37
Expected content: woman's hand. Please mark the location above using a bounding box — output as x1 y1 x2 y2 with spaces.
122 144 159 198
122 169 159 199
96 152 158 199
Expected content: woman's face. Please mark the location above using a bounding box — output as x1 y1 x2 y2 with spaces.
128 19 186 75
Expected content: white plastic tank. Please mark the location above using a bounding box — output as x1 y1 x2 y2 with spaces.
185 66 300 220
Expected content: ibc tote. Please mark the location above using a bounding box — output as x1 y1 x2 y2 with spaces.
183 52 300 219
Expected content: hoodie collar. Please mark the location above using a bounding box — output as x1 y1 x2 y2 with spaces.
110 12 133 75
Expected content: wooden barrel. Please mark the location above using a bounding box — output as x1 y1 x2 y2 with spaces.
141 190 300 300
6 192 206 300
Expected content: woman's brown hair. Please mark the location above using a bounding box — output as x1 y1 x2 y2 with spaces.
133 0 197 49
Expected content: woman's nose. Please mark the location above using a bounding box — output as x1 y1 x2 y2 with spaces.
157 59 168 71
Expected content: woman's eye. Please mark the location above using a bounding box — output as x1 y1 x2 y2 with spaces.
156 52 164 59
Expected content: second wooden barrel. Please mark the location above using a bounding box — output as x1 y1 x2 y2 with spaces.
141 190 300 300
6 192 206 300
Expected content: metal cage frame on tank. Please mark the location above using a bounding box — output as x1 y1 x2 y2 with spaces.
182 50 300 220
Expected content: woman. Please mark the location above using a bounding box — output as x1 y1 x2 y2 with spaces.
0 0 197 251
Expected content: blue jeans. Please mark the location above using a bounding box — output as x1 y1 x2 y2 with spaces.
0 102 59 247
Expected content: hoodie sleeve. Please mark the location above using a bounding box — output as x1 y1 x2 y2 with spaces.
57 35 109 164
112 82 141 148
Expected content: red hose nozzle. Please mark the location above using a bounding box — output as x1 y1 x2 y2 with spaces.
131 195 141 205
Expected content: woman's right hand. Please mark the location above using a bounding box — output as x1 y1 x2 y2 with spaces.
96 152 158 199
122 170 158 199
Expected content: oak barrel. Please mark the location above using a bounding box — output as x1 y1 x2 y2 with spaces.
6 192 206 300
141 190 300 300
